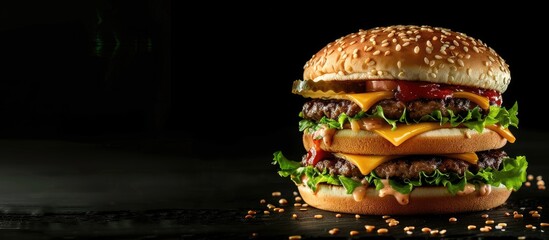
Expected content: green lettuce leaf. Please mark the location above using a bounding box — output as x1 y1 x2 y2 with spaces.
273 151 528 195
299 102 520 133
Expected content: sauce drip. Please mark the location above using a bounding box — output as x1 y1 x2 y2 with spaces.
352 185 367 202
479 184 492 196
457 184 476 196
378 180 410 205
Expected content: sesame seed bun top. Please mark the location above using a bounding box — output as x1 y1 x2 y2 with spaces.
303 25 511 93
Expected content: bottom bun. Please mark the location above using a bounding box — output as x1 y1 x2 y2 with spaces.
298 184 511 215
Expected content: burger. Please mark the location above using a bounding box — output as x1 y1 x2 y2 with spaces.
272 25 528 215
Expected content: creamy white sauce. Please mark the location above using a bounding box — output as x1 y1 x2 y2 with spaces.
378 179 410 205
457 183 476 196
479 183 492 196
312 125 336 146
352 185 367 202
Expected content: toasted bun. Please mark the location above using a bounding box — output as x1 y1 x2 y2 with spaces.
298 184 511 215
303 128 507 155
303 25 510 92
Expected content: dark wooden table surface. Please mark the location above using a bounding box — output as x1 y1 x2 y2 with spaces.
0 128 548 239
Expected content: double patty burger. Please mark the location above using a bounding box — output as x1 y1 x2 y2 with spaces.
273 25 527 215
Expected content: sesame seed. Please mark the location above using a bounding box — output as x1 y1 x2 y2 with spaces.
457 59 465 67
468 225 477 230
480 227 490 232
365 46 373 52
514 214 523 219
337 47 343 52
453 40 460 46
528 174 534 180
301 204 308 207
426 47 433 54
288 235 301 240
538 180 545 186
328 228 339 235
355 214 361 219
467 68 472 76
447 58 455 64
349 230 360 236
264 210 270 215
299 208 307 211
335 213 342 218
435 55 443 59
537 175 543 180
426 40 433 47
421 227 431 233
498 223 507 227
314 214 323 219
414 46 420 54
295 196 302 202
541 223 549 227
402 42 410 47
245 214 253 219
260 199 266 204
397 61 402 69
440 229 447 235
473 46 480 53
272 192 281 197
384 51 391 56
349 41 357 45
449 217 457 222
486 220 495 224
489 56 495 62
395 44 402 51
368 60 376 66
398 72 405 77
433 36 438 41
526 224 534 229
429 60 435 67
525 182 531 187
377 228 389 234
538 206 543 210
373 50 381 55
277 208 285 213
381 42 389 47
406 231 413 235
424 57 430 65
482 214 489 218
365 225 376 232
480 73 486 80
518 236 526 240
404 226 415 231
292 213 298 219
279 198 288 206
388 222 399 227
533 213 541 218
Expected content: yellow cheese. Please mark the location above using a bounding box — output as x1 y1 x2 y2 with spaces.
372 123 449 146
334 153 402 175
486 125 516 143
453 92 490 110
300 91 393 112
335 152 479 175
345 91 394 111
440 152 478 165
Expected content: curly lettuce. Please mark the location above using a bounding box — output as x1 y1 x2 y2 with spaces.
272 151 528 195
299 102 519 132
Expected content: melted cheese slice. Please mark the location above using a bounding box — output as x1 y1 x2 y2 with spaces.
486 125 516 143
373 123 450 146
301 90 490 111
370 123 516 146
452 92 490 110
300 91 394 111
334 152 479 175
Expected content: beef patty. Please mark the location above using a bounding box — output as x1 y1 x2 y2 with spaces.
301 150 506 179
301 98 480 121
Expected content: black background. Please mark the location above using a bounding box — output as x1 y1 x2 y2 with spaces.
1 2 545 159
1 2 548 238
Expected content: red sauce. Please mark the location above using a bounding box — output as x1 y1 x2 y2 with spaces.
306 139 327 166
394 80 502 106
